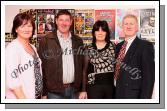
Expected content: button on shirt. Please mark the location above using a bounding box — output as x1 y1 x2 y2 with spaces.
57 30 75 84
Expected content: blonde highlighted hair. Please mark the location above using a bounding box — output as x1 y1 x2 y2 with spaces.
122 14 138 23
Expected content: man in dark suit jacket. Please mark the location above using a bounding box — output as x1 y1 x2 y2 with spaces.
115 14 155 99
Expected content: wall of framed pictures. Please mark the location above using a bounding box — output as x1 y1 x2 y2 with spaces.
5 6 155 48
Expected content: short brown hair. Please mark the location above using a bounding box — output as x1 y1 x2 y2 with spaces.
12 13 35 39
56 9 72 20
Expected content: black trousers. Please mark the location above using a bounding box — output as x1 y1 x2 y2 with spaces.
87 72 114 99
87 84 113 99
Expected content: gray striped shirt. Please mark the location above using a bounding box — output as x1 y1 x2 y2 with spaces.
57 30 74 84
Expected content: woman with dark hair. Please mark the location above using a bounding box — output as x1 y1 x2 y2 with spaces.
6 13 43 99
79 20 115 99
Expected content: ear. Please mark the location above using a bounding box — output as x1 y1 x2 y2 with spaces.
15 29 18 33
55 18 58 24
136 24 139 32
120 24 123 29
70 17 73 24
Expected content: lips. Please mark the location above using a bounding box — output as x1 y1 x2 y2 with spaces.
24 32 31 34
97 36 104 37
127 29 132 31
23 32 31 35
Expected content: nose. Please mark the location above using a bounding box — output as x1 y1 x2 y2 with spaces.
62 22 67 26
99 30 103 33
127 27 131 29
98 28 104 33
127 25 132 29
24 28 32 32
25 28 31 31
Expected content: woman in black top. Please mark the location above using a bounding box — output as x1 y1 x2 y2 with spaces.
79 20 115 99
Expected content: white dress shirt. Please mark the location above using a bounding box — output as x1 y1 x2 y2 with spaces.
57 30 74 84
125 35 137 54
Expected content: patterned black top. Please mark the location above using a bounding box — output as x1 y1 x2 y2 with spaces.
82 42 115 91
33 54 43 99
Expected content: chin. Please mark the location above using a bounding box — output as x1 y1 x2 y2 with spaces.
62 30 68 33
24 36 31 39
97 39 105 42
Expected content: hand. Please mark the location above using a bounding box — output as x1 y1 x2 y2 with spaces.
79 92 87 99
13 86 26 99
42 96 47 99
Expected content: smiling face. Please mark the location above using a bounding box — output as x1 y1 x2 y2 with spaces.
12 13 35 39
56 14 72 34
15 20 33 39
122 16 138 38
95 27 107 42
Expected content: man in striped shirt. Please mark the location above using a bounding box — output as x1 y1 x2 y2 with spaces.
39 10 84 99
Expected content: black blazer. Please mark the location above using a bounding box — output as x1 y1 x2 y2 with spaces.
115 37 155 99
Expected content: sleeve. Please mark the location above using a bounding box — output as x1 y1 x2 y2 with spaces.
6 46 21 89
151 83 155 99
140 42 155 98
37 37 48 96
82 46 90 92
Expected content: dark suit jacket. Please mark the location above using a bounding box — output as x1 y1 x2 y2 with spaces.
115 37 155 99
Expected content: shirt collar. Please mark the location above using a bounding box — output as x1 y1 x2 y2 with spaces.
125 35 137 44
57 30 72 41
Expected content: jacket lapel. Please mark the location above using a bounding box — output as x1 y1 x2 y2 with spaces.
123 37 139 62
71 35 77 50
53 31 61 49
